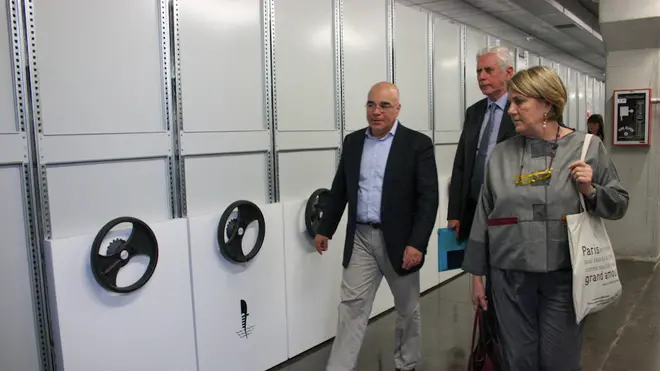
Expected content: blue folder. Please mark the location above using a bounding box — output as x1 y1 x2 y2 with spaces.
437 228 467 272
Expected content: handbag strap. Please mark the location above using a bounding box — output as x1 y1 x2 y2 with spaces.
468 307 481 371
577 134 593 211
470 307 480 350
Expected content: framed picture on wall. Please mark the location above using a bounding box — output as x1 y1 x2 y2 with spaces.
612 88 652 147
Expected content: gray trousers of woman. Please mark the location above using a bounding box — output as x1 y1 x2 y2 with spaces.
490 268 586 371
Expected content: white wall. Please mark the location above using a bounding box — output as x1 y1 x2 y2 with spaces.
603 48 660 260
599 0 660 261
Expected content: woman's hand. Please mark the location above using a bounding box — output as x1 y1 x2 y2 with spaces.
568 160 596 196
471 275 488 311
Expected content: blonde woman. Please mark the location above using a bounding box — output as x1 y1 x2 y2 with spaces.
462 66 629 370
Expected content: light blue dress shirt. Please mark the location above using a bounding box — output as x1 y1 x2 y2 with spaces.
477 92 508 163
356 120 398 224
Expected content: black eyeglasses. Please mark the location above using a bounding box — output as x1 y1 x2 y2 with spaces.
366 102 396 110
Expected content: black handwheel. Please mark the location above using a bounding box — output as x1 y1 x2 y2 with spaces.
89 216 159 294
217 200 266 263
305 188 331 239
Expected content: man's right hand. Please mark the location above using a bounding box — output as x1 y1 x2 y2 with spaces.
315 234 329 255
448 219 460 238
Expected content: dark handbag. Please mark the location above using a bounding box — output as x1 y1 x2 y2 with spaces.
467 306 504 371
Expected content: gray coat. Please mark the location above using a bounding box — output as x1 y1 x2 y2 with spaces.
462 131 629 275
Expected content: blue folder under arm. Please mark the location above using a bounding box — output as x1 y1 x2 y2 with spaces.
437 228 467 272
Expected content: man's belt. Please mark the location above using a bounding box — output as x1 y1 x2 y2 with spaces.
357 221 381 229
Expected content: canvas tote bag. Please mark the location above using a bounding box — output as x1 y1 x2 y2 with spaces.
566 133 622 324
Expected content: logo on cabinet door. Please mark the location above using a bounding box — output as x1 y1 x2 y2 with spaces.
236 299 255 339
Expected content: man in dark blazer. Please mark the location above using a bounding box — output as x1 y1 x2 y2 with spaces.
316 81 438 371
447 46 517 244
447 47 516 322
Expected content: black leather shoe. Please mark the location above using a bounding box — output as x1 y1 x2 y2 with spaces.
395 369 415 371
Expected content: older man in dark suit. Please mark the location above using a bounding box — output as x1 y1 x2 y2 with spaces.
448 46 517 245
316 81 439 371
447 46 516 314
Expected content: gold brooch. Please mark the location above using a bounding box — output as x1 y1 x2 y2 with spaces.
515 168 553 185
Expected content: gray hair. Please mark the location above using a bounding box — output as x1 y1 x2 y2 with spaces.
477 46 515 70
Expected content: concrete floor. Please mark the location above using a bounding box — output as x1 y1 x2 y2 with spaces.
269 260 659 371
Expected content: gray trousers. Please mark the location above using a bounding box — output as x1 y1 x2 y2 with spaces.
326 224 421 371
490 268 586 371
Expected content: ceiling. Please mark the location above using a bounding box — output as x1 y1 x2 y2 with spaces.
400 0 606 77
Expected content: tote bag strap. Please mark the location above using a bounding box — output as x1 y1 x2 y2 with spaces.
577 134 593 211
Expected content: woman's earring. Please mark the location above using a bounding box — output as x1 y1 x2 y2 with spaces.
543 112 548 128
